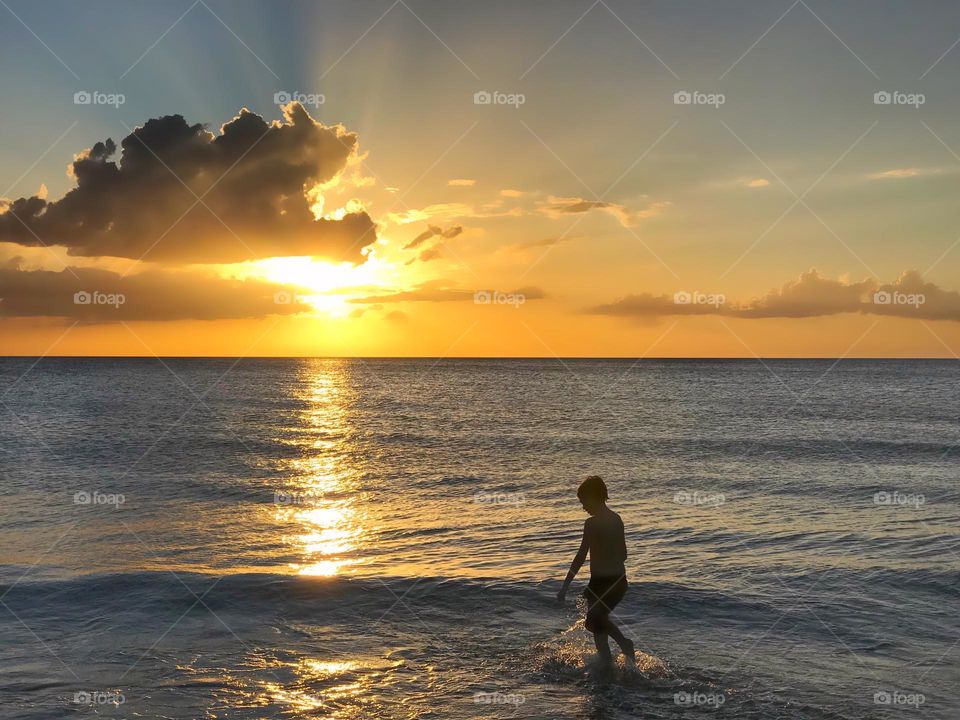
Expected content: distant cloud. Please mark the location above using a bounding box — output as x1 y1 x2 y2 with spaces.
352 281 546 304
416 244 446 262
0 103 376 264
351 283 473 304
865 167 947 180
516 236 573 249
495 234 578 261
745 178 770 188
0 265 309 321
588 269 960 322
736 269 871 318
448 179 476 187
500 189 524 198
540 196 668 227
386 203 474 225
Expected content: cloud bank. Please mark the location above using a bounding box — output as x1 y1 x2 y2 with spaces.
588 270 960 322
0 265 309 321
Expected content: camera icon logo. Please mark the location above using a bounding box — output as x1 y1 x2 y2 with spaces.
474 90 492 105
273 291 292 305
74 490 92 505
73 291 92 305
874 691 892 705
473 290 492 304
873 291 891 305
73 91 92 105
874 91 892 105
274 91 292 105
673 290 692 304
673 90 692 105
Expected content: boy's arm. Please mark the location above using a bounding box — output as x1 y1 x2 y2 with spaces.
557 521 590 602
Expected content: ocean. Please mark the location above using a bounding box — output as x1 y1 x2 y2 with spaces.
0 358 957 719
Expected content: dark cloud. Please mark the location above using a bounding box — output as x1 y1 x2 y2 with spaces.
400 225 465 265
587 270 960 322
0 103 376 264
403 225 463 250
0 265 310 321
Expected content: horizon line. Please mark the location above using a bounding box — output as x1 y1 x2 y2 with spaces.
0 355 955 361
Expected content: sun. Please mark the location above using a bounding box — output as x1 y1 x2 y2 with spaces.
243 253 394 317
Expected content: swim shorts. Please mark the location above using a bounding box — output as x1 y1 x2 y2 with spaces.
584 575 628 615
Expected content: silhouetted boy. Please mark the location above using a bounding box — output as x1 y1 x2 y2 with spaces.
557 476 635 664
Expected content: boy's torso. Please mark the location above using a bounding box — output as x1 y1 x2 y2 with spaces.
587 510 627 577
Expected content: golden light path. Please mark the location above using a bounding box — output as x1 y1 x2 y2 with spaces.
274 361 367 577
260 362 376 716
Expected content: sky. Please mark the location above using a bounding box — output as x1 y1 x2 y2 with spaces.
2 0 960 357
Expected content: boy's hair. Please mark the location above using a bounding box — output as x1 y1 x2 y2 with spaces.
577 475 609 502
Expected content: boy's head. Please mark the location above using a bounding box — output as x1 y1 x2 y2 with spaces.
577 475 608 514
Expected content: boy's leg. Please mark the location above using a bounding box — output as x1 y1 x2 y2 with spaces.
592 629 612 663
586 607 613 663
603 618 636 661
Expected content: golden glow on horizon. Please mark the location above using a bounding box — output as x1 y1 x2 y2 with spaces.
237 252 396 318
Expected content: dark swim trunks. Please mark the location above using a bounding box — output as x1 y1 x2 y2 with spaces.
584 575 628 615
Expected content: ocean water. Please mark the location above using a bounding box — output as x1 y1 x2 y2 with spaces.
0 357 957 719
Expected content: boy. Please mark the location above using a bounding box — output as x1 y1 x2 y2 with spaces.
557 476 635 664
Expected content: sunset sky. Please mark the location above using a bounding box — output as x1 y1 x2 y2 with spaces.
3 0 960 356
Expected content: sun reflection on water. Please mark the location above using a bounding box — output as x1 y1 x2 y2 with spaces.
275 361 367 577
